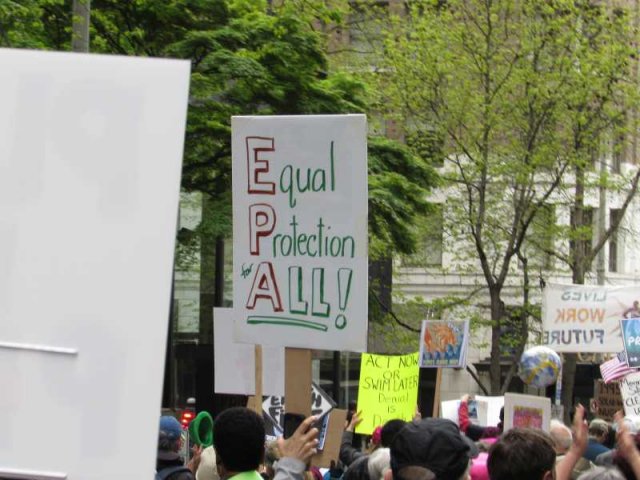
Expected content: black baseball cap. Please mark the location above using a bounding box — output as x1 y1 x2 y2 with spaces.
390 418 479 480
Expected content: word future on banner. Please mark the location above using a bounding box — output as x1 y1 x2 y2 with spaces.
232 115 368 352
542 283 640 353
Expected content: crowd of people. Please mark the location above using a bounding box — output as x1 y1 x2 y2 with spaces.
155 398 640 480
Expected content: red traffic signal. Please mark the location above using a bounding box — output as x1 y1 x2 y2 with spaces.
180 410 195 427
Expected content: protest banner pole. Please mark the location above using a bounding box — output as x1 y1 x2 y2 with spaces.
253 345 263 415
285 348 312 416
432 368 442 418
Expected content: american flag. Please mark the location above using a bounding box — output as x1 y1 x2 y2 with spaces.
601 351 636 383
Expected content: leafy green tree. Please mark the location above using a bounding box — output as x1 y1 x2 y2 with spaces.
373 0 639 394
0 1 440 363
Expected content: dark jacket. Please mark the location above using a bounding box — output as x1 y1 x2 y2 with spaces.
156 450 195 480
340 431 366 467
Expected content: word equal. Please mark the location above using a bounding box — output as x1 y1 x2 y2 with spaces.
242 136 354 332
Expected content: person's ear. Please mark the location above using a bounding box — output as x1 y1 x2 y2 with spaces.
542 469 554 480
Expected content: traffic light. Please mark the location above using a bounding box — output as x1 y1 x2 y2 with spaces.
180 409 195 428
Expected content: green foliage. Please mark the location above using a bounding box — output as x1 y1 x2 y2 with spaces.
365 0 639 391
90 0 437 253
0 0 68 49
1 0 440 306
368 136 439 258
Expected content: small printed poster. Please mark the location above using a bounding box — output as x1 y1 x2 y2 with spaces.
504 393 551 432
513 406 544 429
419 320 470 368
621 319 640 368
619 371 640 417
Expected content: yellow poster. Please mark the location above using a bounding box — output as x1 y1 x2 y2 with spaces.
355 352 419 435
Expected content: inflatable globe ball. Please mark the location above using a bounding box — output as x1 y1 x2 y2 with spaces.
518 346 562 388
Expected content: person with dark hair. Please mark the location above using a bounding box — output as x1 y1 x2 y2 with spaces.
487 429 557 480
340 414 407 480
213 407 319 480
214 407 265 475
390 418 478 480
488 404 588 480
381 420 408 448
340 414 407 467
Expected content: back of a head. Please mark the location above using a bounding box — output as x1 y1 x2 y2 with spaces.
197 446 220 480
487 429 556 480
391 418 476 480
213 407 265 473
549 419 572 454
576 466 625 480
589 419 610 438
158 415 183 453
368 448 391 480
381 420 407 448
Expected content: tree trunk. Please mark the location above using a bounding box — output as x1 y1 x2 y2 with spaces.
489 287 504 394
562 165 586 422
71 0 90 53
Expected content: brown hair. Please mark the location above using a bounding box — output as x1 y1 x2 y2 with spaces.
487 429 556 480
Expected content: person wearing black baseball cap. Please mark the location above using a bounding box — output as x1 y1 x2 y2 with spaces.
390 418 479 480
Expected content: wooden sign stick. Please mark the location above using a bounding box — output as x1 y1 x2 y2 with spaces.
285 347 312 416
432 368 442 418
253 345 263 416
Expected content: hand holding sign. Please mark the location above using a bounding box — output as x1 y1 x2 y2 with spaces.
278 415 320 463
345 411 362 432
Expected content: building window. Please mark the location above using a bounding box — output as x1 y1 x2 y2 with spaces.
402 204 444 267
609 208 622 273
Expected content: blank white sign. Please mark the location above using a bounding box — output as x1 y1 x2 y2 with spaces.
214 308 285 396
0 49 190 479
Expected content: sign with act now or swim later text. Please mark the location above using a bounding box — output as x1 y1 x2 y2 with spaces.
232 115 368 351
356 352 420 435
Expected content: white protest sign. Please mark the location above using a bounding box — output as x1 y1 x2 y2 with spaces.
213 308 285 396
475 395 505 427
0 49 189 479
542 283 640 352
311 381 337 417
440 400 461 424
504 393 551 432
440 399 495 426
232 115 368 351
620 372 640 417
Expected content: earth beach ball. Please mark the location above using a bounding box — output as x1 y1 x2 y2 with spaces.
519 346 562 388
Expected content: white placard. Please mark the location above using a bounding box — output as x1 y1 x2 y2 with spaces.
213 308 285 396
542 282 640 352
440 398 496 427
441 400 461 424
620 372 640 417
475 395 505 427
503 393 551 432
231 115 368 351
0 49 190 479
